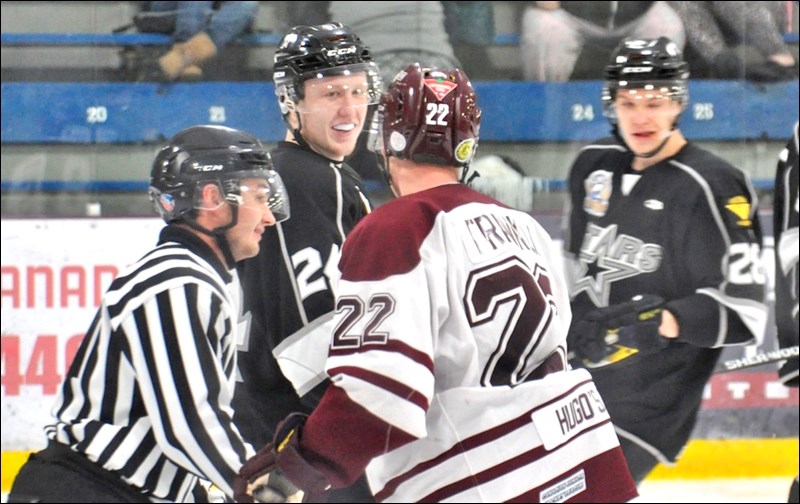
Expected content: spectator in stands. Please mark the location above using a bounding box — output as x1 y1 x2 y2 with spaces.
442 1 497 80
283 1 330 28
520 1 685 81
284 2 479 83
667 1 798 81
328 1 461 84
143 1 259 81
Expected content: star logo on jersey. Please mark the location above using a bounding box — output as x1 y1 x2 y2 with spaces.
570 223 663 306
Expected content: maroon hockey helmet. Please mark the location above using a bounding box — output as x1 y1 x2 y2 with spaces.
377 63 482 169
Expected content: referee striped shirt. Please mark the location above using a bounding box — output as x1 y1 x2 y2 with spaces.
46 225 254 502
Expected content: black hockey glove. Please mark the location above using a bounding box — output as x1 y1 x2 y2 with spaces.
234 413 331 503
568 295 668 368
778 355 799 388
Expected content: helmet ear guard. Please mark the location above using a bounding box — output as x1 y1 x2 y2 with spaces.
275 83 295 116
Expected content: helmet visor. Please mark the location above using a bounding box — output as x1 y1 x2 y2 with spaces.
193 169 290 223
296 62 382 113
603 79 688 118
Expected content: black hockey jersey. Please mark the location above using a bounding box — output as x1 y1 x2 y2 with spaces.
564 137 768 462
773 122 799 387
234 141 372 448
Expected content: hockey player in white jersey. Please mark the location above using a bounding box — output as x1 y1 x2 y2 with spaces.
233 63 638 503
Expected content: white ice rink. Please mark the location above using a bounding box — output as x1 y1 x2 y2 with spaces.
636 477 792 503
2 477 794 503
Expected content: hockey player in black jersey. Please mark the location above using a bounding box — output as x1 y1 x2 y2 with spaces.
234 22 382 502
773 121 799 503
563 37 768 484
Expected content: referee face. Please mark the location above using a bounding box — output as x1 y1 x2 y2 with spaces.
226 178 278 261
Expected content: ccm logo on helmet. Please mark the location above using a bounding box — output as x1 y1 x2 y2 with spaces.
194 164 224 171
326 46 357 57
621 66 653 73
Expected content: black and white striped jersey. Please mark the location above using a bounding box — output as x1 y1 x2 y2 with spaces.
234 141 372 448
564 137 768 463
46 225 253 502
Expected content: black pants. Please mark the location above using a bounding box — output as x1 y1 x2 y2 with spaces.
619 437 661 485
7 442 150 503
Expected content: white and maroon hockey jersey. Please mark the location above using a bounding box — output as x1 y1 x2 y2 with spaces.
299 183 637 502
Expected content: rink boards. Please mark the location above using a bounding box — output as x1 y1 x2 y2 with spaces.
1 217 797 491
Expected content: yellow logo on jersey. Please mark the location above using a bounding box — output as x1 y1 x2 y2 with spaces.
725 196 752 227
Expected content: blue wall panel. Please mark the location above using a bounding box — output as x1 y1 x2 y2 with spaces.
2 80 797 144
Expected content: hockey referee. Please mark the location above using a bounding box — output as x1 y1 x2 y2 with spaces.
7 125 290 502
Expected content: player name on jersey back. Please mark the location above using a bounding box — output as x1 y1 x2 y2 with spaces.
530 379 610 450
460 206 543 263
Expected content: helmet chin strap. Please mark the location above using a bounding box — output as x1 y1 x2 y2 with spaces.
183 211 238 267
284 110 313 152
285 110 348 164
461 163 479 185
380 153 402 198
635 129 674 159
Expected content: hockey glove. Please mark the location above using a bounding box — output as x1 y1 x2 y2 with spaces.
234 413 331 503
568 295 668 368
778 355 799 388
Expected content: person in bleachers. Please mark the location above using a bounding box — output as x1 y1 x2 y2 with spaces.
442 1 498 81
142 1 259 81
520 1 685 81
667 1 798 81
326 1 461 84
